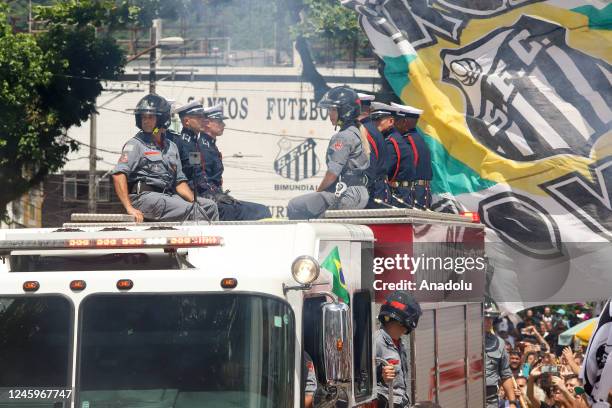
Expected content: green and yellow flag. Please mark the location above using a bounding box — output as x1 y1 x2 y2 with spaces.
321 247 350 304
343 0 611 309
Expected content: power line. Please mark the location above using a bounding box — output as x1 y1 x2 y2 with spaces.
51 72 376 94
65 135 122 155
87 106 329 142
225 126 328 141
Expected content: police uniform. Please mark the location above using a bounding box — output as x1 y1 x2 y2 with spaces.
392 103 432 209
176 103 271 221
357 94 390 209
361 117 390 208
375 328 411 407
287 123 370 219
112 131 219 221
485 332 512 408
368 103 415 208
385 126 416 208
375 291 421 408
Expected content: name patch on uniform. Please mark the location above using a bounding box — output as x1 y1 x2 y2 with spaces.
118 153 129 163
144 151 161 156
333 141 344 151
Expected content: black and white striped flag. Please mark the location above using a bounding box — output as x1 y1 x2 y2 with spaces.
581 299 612 408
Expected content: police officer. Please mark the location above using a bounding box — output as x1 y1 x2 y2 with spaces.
111 94 219 222
180 103 272 221
287 86 370 219
369 103 416 208
484 299 517 408
392 103 432 209
358 93 390 208
174 100 207 186
376 291 422 408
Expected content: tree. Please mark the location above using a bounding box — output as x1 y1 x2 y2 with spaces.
285 0 395 101
0 1 133 216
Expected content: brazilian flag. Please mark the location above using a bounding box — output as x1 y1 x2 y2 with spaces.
321 247 350 305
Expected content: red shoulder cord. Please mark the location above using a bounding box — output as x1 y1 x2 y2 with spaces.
406 134 419 167
389 137 401 182
366 129 379 160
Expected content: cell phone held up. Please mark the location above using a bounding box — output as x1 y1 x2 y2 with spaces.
539 365 561 389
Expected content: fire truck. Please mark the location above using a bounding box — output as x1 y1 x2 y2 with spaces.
0 209 485 408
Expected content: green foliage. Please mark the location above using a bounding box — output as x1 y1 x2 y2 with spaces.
288 0 370 64
0 1 132 214
123 0 189 28
35 0 134 29
291 0 361 42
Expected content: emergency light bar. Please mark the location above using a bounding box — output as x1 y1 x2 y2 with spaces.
0 235 223 254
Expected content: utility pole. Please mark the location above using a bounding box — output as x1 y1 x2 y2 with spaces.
149 25 157 94
149 19 162 94
88 110 97 213
28 0 32 33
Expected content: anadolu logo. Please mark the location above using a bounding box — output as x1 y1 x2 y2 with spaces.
274 137 320 181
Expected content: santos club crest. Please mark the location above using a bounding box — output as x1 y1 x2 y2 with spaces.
441 15 611 161
274 137 320 181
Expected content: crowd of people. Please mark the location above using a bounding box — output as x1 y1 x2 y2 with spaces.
491 305 605 408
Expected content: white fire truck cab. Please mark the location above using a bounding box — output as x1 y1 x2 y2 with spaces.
0 209 486 408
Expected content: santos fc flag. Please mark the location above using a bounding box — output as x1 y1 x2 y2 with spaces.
342 0 611 309
581 299 612 407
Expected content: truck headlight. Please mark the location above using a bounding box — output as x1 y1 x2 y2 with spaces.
291 256 320 285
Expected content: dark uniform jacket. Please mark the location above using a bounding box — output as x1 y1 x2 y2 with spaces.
402 129 432 181
361 118 388 184
179 128 224 196
385 129 416 183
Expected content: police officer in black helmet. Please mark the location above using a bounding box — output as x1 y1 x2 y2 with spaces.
484 298 517 408
376 291 422 408
111 94 218 222
287 86 370 219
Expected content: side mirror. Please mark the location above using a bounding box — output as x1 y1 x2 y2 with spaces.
321 302 351 384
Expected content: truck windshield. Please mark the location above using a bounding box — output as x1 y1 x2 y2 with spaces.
78 293 294 408
0 296 72 405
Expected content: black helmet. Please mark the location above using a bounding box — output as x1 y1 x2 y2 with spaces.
483 297 501 318
318 86 360 127
157 98 172 129
134 94 170 130
378 291 422 332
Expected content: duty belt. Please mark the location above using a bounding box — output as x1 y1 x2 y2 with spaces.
339 174 367 187
389 180 430 188
130 180 168 195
